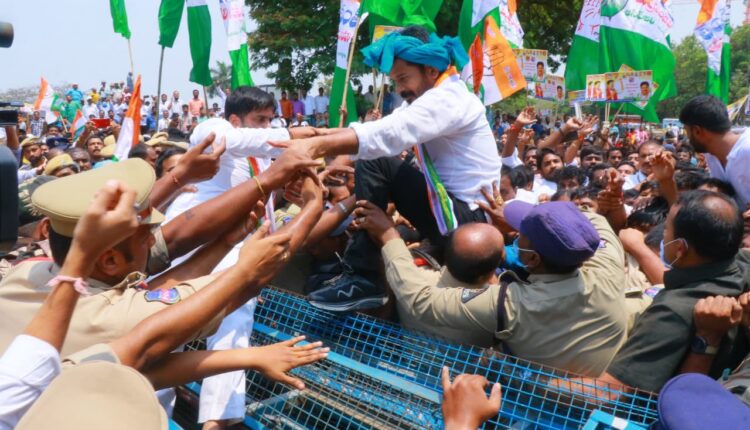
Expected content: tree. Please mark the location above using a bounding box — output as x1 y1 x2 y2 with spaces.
208 61 232 98
656 25 750 119
245 0 582 89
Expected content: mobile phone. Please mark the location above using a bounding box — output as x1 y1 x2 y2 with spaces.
91 118 111 129
0 109 18 127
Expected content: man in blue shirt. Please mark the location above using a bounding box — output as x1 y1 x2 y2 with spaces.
65 84 84 103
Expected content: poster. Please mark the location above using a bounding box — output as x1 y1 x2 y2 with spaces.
512 49 549 82
533 75 565 102
567 90 586 107
373 25 402 42
585 70 653 103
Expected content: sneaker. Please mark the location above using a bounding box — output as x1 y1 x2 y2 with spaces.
307 272 388 312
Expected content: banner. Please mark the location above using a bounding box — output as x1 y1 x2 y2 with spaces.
220 0 254 88
565 0 602 91
585 69 652 103
533 75 565 102
329 0 360 127
568 90 586 107
513 49 548 82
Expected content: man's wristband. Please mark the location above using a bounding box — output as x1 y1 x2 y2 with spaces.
253 176 267 201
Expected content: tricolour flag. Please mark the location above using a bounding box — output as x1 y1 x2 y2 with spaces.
598 0 676 123
71 110 87 140
459 0 527 105
115 75 143 160
109 0 131 39
695 0 731 103
220 0 254 89
187 0 213 86
33 78 62 124
329 0 361 128
565 0 602 91
159 0 185 48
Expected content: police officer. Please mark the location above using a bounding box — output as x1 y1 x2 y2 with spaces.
0 158 220 356
354 200 629 377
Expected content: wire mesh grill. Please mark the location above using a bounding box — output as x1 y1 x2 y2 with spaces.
185 287 659 429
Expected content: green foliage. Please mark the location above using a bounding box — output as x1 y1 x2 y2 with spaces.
245 0 582 90
657 26 750 119
208 61 232 98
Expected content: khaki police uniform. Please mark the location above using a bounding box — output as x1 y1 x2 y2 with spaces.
383 210 629 377
0 159 223 357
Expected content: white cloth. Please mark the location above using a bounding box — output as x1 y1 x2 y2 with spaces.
0 335 61 430
168 98 184 116
513 188 539 205
313 95 329 114
82 103 99 119
533 175 557 198
623 170 648 191
705 129 750 209
17 166 37 183
157 118 170 132
290 120 309 128
349 76 501 210
198 244 257 423
164 118 288 222
501 148 524 168
303 95 316 116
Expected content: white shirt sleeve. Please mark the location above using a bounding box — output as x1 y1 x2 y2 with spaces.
501 148 524 168
17 168 36 183
0 335 61 430
349 87 463 160
190 119 289 159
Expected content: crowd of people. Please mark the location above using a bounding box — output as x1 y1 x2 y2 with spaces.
2 24 750 429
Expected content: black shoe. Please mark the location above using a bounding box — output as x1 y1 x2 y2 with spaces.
307 272 388 312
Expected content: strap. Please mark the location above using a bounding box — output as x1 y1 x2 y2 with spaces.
494 275 512 355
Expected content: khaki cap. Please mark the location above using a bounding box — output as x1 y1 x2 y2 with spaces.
103 134 116 147
100 144 115 158
32 158 164 237
43 154 80 176
15 361 168 430
20 136 40 149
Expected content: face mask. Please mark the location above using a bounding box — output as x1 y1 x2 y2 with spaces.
660 238 684 269
505 239 527 271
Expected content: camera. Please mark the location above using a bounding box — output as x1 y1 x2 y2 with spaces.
0 102 21 128
0 22 13 48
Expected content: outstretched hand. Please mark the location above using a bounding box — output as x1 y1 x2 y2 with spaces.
171 132 226 184
252 335 329 390
238 221 293 285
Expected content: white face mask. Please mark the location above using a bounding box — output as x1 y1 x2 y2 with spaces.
660 238 686 269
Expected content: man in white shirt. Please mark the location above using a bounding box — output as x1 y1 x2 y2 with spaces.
157 110 170 132
313 87 329 126
274 26 502 312
159 94 170 117
680 95 750 209
532 148 563 199
302 89 316 126
82 98 99 119
168 90 183 117
162 87 316 426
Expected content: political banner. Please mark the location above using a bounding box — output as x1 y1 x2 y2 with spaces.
373 25 402 42
586 69 653 103
568 90 586 107
513 49 548 82
532 75 565 102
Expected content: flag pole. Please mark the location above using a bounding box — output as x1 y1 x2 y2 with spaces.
203 86 209 116
156 47 165 122
127 39 135 76
340 12 369 126
375 73 387 112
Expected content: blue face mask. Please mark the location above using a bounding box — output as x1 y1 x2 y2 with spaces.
505 239 528 271
660 238 683 269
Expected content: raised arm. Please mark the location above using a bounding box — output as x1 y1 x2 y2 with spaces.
538 116 583 151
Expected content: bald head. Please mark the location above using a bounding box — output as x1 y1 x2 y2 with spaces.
673 190 743 262
445 223 505 284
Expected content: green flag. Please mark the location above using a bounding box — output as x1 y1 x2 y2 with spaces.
187 0 213 86
219 0 254 88
565 0 602 91
109 0 131 39
158 0 185 48
695 0 731 103
361 0 443 34
598 0 677 106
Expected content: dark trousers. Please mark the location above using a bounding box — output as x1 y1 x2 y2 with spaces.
345 156 487 277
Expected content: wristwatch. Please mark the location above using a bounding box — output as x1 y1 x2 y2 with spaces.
691 335 719 355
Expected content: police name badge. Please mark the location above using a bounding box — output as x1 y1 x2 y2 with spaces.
145 288 181 305
461 287 487 303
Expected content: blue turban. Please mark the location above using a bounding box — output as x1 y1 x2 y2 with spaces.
361 32 469 75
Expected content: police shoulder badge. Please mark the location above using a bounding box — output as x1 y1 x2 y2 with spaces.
144 288 181 305
461 287 488 304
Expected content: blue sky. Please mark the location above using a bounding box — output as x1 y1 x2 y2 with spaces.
1 1 746 98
